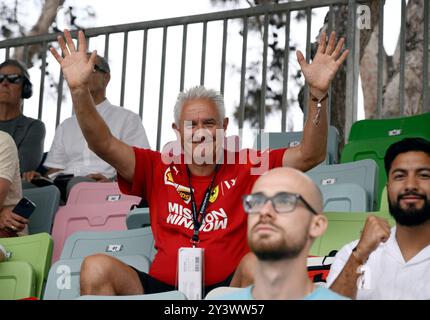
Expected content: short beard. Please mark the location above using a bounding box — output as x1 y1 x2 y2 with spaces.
248 229 307 261
389 193 430 226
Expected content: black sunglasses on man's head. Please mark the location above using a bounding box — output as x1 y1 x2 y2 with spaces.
0 74 24 84
94 64 108 73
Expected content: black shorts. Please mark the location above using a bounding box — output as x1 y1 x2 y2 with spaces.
131 267 234 297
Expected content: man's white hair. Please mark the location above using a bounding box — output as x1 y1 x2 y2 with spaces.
173 86 225 126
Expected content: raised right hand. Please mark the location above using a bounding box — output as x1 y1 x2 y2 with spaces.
355 215 391 262
50 29 97 91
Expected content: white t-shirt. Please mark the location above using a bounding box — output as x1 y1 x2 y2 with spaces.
45 99 150 178
326 226 430 299
0 131 22 207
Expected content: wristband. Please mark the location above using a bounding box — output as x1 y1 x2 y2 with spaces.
310 92 328 126
310 92 329 104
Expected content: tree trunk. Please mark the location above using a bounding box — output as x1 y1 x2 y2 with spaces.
13 0 65 67
361 0 429 118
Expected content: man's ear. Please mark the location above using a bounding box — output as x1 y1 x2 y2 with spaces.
172 123 180 139
104 73 111 87
223 117 229 131
309 214 328 239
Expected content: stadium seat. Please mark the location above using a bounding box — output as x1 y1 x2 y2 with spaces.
341 138 393 208
320 183 368 212
126 207 150 229
379 186 389 215
310 211 395 257
24 185 61 234
307 159 378 211
254 126 340 164
0 261 36 300
59 227 156 262
43 255 150 300
77 290 187 300
51 200 140 262
67 182 141 205
341 114 430 209
347 112 430 142
0 233 53 299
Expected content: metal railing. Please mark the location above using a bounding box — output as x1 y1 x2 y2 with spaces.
0 0 427 150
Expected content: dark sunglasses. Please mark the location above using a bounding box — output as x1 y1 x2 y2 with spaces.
0 74 24 84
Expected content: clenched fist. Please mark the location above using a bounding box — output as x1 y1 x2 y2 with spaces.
354 215 391 263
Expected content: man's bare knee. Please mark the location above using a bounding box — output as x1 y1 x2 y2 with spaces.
80 254 117 295
80 253 144 296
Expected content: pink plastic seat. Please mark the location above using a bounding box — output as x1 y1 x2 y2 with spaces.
67 182 141 205
51 200 139 263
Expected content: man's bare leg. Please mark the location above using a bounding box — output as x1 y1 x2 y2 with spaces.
80 254 144 295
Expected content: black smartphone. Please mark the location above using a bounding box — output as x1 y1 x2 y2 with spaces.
12 197 36 219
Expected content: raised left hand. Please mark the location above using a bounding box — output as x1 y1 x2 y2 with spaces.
297 31 349 100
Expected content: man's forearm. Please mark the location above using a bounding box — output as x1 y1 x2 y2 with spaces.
329 254 361 299
70 88 113 157
299 97 328 168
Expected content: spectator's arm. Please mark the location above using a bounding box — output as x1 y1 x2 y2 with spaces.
0 177 11 208
0 134 28 231
50 30 135 183
329 216 391 299
282 32 348 172
328 248 363 299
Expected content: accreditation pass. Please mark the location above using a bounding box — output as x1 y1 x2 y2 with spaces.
178 247 204 300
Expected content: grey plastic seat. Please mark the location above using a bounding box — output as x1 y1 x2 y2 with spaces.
320 183 368 212
77 290 187 300
43 255 150 300
254 126 340 164
126 207 150 229
306 159 378 211
23 185 61 234
60 227 157 262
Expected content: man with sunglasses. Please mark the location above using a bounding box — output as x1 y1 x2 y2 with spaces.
215 167 346 299
0 59 45 175
22 53 150 201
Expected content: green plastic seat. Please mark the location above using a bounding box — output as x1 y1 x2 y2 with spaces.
347 112 430 142
0 261 36 300
342 113 430 208
378 186 392 219
341 137 398 208
0 233 53 299
310 211 395 257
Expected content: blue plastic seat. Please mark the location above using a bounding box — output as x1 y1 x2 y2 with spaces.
307 159 378 211
254 126 340 164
